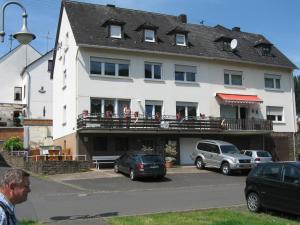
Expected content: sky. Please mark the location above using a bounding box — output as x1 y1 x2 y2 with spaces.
0 0 299 74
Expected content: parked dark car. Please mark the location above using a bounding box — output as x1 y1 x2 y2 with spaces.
114 152 166 181
245 162 300 216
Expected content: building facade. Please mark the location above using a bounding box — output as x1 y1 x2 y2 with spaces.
52 1 297 163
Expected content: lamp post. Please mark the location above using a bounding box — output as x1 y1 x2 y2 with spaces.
0 1 36 45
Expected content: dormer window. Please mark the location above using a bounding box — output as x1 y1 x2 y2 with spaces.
223 41 231 51
144 29 155 42
176 34 186 46
254 39 273 56
262 46 271 56
110 25 122 38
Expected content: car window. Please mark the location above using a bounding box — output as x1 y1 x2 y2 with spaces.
245 151 252 157
197 143 210 152
220 145 240 154
210 145 220 154
262 164 282 181
284 165 300 184
257 151 271 157
197 143 205 151
142 155 163 163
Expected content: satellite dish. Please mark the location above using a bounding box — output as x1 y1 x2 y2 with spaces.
230 39 238 50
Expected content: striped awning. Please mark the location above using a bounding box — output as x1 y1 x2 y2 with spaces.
216 93 263 104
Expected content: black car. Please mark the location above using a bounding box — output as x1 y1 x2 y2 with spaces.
245 161 300 216
114 152 166 181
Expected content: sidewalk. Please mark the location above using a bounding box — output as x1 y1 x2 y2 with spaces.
48 166 203 182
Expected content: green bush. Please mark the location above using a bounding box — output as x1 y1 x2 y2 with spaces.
3 137 23 151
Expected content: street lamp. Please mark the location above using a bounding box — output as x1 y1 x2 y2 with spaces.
0 1 36 45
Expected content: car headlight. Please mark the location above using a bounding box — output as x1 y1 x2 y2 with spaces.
233 158 239 163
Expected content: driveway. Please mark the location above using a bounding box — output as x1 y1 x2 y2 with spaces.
13 167 247 223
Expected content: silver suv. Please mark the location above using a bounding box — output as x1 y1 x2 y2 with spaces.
190 140 253 175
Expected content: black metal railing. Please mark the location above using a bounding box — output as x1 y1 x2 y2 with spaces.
77 113 273 132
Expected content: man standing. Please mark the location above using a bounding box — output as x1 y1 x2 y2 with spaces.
0 169 31 225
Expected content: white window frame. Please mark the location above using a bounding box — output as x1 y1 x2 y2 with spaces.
144 62 162 80
176 34 186 46
144 29 155 42
145 100 163 118
110 25 122 38
176 102 198 119
266 106 284 123
175 65 196 82
90 57 130 77
224 70 243 86
14 87 22 101
264 74 281 90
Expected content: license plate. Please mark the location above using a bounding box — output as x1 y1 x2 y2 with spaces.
150 165 159 169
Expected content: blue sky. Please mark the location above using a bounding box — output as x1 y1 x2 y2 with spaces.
0 0 299 74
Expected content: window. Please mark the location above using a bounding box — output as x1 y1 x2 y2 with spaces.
110 25 121 38
14 87 22 101
90 57 129 77
266 106 283 122
175 65 196 82
63 70 67 89
144 29 155 42
63 105 66 125
176 34 186 46
176 102 197 119
48 60 53 72
23 85 26 99
261 46 271 56
90 98 131 117
262 164 282 181
145 101 162 118
144 63 162 79
264 74 281 89
224 70 243 86
284 165 300 184
223 41 231 51
91 98 102 114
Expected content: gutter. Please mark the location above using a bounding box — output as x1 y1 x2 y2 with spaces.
78 44 297 71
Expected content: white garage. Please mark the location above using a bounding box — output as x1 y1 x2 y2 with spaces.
179 138 200 165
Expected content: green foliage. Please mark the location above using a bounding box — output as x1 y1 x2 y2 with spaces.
20 220 43 225
3 137 23 151
294 75 300 114
164 143 177 162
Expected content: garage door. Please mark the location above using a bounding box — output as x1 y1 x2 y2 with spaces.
180 138 199 165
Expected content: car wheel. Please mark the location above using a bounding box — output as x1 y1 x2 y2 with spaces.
196 157 204 169
221 162 231 175
130 169 136 181
114 164 119 173
247 192 261 213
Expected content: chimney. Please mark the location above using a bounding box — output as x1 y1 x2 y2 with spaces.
178 14 187 23
232 27 240 32
107 4 115 8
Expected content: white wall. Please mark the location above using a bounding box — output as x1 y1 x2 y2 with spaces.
75 48 295 133
22 52 53 119
53 8 78 140
0 45 41 104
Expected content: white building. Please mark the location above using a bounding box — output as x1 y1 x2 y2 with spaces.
52 1 297 163
0 45 53 148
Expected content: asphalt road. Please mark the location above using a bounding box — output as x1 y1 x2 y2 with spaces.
10 168 248 223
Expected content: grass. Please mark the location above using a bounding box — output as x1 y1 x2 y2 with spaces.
107 208 300 225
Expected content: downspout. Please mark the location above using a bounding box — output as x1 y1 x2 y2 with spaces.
23 70 31 149
75 47 79 156
290 72 297 161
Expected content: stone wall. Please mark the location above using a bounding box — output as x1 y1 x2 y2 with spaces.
0 150 90 175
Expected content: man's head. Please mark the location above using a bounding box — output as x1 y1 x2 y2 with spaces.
0 169 31 205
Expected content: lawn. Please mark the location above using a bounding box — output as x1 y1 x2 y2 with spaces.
107 208 300 225
20 221 43 225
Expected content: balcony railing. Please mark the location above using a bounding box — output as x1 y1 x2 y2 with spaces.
77 113 273 132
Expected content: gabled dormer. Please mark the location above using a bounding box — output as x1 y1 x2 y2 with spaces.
254 39 273 56
135 22 159 43
167 26 189 46
102 18 126 39
214 35 235 52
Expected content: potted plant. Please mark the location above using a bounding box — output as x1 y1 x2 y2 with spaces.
164 143 177 168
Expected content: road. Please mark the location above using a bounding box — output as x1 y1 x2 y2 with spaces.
10 168 247 223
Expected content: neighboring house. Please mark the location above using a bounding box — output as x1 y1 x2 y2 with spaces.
52 1 297 163
0 44 54 149
21 50 54 148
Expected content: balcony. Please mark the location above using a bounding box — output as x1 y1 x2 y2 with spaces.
77 113 273 133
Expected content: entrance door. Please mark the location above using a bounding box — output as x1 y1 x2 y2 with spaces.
240 107 247 119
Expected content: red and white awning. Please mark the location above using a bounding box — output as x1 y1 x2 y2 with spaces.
216 93 263 105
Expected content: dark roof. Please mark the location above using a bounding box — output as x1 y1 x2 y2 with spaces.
62 0 296 69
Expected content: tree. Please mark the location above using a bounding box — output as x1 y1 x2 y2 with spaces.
294 75 300 114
